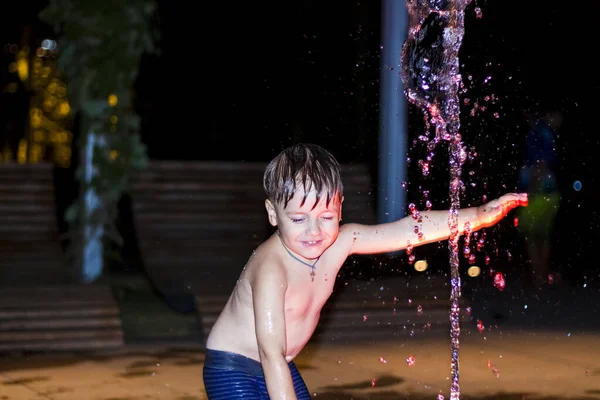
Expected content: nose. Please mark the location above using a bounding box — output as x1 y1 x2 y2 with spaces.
306 219 321 237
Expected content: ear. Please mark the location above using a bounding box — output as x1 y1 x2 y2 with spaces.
339 196 344 221
265 199 278 226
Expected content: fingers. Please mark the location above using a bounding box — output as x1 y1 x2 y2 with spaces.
500 193 528 208
479 193 528 228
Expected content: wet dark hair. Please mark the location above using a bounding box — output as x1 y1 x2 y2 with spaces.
263 143 343 209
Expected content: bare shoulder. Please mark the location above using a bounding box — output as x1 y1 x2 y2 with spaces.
335 222 367 254
247 251 288 294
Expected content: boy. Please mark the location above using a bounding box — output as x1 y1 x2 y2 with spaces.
203 143 527 399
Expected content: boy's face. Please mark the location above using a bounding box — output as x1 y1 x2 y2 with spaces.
265 188 342 261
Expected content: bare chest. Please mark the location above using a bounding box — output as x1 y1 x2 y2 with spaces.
283 278 335 320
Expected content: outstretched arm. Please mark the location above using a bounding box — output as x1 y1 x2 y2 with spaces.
252 265 297 400
342 193 527 255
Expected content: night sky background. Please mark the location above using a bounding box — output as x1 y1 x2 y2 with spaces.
1 1 598 285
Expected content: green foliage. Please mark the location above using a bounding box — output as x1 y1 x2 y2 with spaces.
39 0 159 276
39 0 159 109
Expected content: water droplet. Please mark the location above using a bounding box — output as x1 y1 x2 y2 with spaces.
491 365 500 378
493 272 506 291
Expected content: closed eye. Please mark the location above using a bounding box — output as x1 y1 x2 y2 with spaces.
291 218 305 223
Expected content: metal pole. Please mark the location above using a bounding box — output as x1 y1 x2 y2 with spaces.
378 0 408 225
82 130 104 283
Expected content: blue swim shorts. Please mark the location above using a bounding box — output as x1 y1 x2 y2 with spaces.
203 349 311 399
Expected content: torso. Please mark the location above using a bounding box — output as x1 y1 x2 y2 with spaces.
205 232 349 362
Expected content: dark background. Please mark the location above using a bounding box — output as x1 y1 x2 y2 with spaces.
1 1 597 284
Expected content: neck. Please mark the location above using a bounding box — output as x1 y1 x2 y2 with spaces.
276 232 319 265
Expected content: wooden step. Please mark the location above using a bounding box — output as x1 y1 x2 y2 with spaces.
0 285 124 352
0 163 66 286
0 338 124 352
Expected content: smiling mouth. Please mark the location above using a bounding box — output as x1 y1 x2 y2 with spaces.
303 240 322 246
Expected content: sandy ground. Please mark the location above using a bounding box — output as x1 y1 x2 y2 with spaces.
0 327 599 400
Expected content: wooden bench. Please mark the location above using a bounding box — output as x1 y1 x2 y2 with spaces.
0 285 124 352
0 162 67 284
312 275 471 343
131 161 377 297
0 163 124 352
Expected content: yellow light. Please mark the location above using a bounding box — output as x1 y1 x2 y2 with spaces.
17 59 28 82
110 115 118 124
56 131 72 143
30 143 43 163
109 150 118 160
57 84 67 97
414 260 428 272
467 266 481 277
17 139 28 164
41 66 52 78
30 108 43 128
43 96 56 111
108 94 118 107
58 101 70 116
47 80 58 93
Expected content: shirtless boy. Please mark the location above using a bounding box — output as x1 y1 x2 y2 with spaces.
203 143 527 399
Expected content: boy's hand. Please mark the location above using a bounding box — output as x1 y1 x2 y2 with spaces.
476 193 528 228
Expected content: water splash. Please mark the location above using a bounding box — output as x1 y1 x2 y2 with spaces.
401 1 469 399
